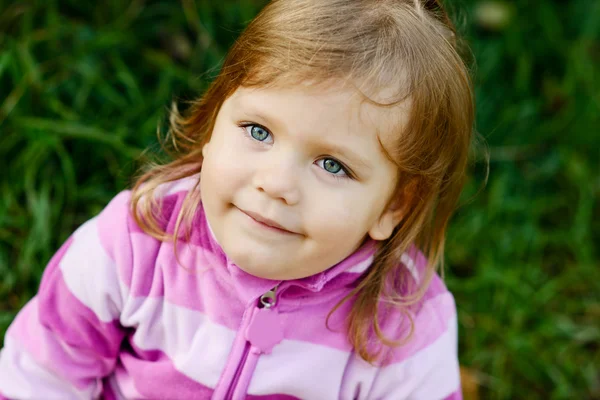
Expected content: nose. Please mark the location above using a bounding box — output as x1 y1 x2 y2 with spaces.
253 152 301 205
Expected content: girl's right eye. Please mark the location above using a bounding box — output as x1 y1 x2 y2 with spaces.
243 124 272 143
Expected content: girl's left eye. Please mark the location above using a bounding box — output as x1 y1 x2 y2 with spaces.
244 124 272 142
317 158 348 177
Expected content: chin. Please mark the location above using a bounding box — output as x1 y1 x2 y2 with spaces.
227 251 274 278
236 263 285 280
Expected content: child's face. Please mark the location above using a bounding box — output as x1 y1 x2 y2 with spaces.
200 82 405 280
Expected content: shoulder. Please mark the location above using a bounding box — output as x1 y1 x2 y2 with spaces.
366 249 461 397
29 175 205 331
381 247 458 363
95 174 202 275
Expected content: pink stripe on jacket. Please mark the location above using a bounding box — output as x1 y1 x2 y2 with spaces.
0 178 462 399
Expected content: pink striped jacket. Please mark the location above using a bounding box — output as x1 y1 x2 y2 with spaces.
0 179 462 399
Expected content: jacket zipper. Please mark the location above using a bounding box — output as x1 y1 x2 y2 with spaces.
225 286 278 399
226 341 250 399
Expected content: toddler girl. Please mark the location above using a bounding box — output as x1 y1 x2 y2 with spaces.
0 0 473 398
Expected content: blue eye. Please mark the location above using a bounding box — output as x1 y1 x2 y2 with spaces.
317 158 347 176
323 159 342 173
247 125 271 142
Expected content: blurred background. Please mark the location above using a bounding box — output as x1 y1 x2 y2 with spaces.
0 0 598 398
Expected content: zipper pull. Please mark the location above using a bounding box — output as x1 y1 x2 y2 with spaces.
245 288 283 354
259 287 277 309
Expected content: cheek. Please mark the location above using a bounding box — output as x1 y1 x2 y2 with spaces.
304 189 374 237
202 131 251 193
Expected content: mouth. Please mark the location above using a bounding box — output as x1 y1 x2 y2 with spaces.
238 208 298 235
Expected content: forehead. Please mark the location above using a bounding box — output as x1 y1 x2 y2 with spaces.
230 80 409 155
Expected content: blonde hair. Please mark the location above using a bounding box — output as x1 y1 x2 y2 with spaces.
132 0 474 363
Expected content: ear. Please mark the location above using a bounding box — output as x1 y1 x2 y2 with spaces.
368 178 417 241
367 206 404 241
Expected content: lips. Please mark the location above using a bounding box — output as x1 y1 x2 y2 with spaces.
238 208 297 234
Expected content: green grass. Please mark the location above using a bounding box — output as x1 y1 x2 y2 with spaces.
0 1 598 399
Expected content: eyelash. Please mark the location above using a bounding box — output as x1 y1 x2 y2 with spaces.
238 122 355 180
